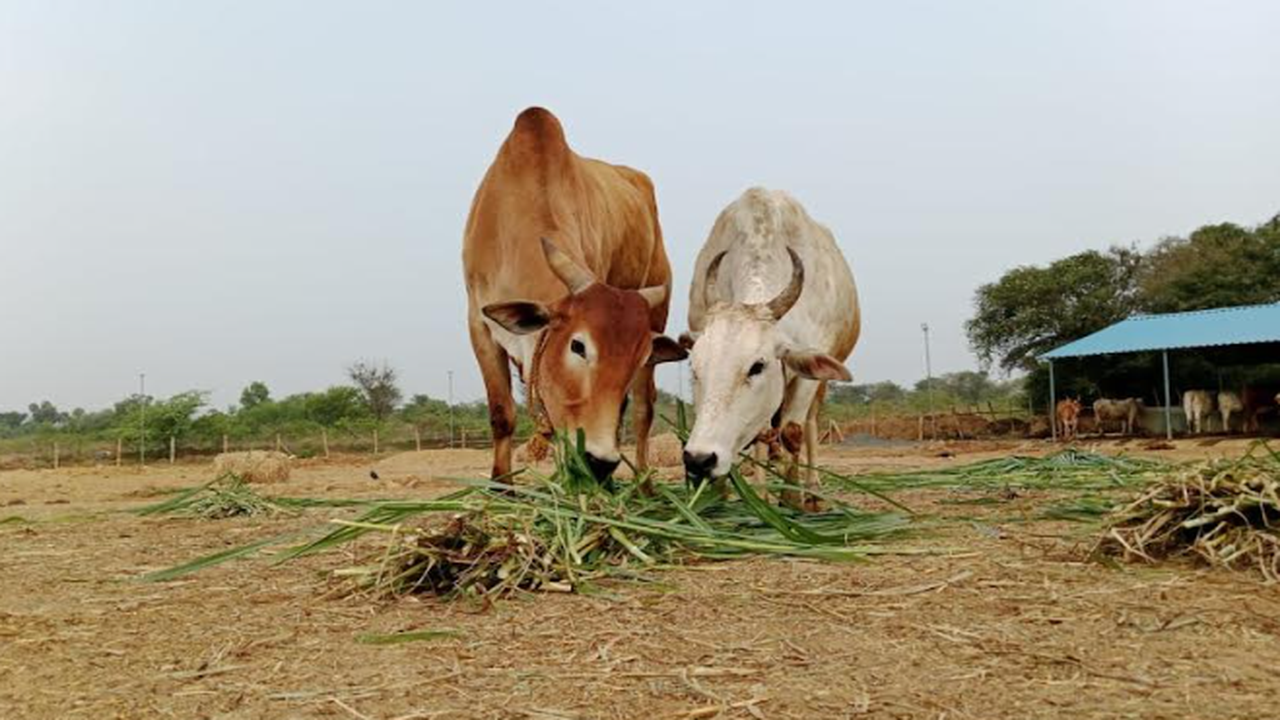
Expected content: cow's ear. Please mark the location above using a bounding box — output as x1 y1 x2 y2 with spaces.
677 332 699 351
649 334 688 365
781 350 851 382
483 301 551 335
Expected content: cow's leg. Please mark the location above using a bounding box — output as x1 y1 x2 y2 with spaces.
469 313 516 481
630 363 656 492
801 382 827 512
777 378 821 511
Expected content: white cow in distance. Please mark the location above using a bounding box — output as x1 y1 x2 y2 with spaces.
1218 391 1243 434
680 188 860 510
1094 398 1143 436
1182 390 1215 435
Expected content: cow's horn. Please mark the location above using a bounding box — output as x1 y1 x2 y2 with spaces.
541 238 594 294
765 247 805 320
638 285 666 309
702 251 728 308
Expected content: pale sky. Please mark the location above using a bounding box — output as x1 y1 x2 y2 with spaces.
2 1 1278 412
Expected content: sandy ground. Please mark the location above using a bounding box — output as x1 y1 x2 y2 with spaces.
1 439 1278 719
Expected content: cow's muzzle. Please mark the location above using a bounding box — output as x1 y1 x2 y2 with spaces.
584 452 620 482
682 450 718 482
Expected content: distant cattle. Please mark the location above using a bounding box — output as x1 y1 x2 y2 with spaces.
463 107 685 482
1056 398 1082 441
1241 385 1280 433
681 188 858 510
1094 398 1143 436
1182 390 1214 435
1217 391 1244 434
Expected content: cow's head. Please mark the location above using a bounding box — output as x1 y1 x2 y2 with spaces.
483 239 686 480
680 249 851 480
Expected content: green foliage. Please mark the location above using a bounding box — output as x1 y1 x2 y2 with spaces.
1139 220 1280 313
966 211 1280 407
239 381 271 410
27 400 67 426
825 372 1025 419
966 248 1142 374
307 386 367 428
116 391 208 451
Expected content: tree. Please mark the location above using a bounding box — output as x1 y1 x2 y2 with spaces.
240 381 271 410
966 248 1142 373
829 381 907 405
347 361 402 422
1139 221 1280 313
306 386 367 427
26 400 66 426
0 411 27 431
919 371 1001 405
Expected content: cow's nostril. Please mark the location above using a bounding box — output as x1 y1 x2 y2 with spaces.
682 450 718 479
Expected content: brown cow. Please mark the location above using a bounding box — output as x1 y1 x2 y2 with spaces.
1056 398 1082 441
1241 385 1280 433
463 108 685 482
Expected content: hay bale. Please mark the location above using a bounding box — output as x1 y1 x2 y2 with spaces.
212 451 292 484
644 433 684 468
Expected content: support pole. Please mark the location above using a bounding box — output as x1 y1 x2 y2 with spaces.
1048 360 1057 441
1162 350 1174 441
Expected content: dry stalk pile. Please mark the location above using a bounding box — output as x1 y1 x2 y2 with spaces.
1096 447 1280 581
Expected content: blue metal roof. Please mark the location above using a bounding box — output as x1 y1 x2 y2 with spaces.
1041 303 1280 359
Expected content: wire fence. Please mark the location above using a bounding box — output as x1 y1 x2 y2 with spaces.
0 425 532 471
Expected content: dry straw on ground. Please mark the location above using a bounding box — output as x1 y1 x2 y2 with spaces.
644 432 684 468
1096 446 1280 581
211 450 292 483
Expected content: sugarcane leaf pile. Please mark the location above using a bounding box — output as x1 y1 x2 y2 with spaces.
827 449 1163 495
134 475 296 519
144 432 909 598
1095 444 1280 581
327 434 907 600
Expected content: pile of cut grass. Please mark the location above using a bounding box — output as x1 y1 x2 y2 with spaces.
135 475 294 519
827 449 1162 496
1095 445 1280 581
145 433 910 599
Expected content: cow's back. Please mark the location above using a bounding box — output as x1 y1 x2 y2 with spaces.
688 188 859 360
463 108 670 325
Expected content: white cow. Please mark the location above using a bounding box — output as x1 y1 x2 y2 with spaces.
681 188 859 510
1182 390 1215 435
1094 398 1143 436
1218 391 1243 434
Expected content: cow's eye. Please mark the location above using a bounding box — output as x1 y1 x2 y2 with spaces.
748 360 766 378
570 339 587 358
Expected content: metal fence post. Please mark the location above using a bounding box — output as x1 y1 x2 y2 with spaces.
1048 360 1057 441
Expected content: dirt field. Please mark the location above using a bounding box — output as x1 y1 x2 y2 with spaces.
2 440 1278 719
